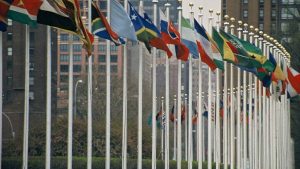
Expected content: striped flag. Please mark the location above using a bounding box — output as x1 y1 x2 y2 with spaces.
181 17 198 59
0 0 13 32
287 67 300 97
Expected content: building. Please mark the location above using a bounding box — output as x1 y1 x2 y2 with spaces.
56 0 123 113
2 21 57 140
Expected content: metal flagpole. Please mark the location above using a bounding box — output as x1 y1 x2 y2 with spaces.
223 15 229 169
161 97 165 161
265 39 270 169
229 18 236 169
0 31 2 169
45 26 52 169
207 9 214 169
215 11 221 169
185 94 187 161
151 0 157 168
87 0 93 168
137 1 144 169
262 33 267 169
165 3 171 169
176 1 182 168
122 0 129 168
197 6 203 169
242 23 248 169
67 34 74 169
173 95 177 160
188 3 194 169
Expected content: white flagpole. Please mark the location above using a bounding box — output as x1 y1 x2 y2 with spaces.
253 29 259 169
0 31 2 169
185 94 187 161
67 34 74 169
229 19 236 169
87 0 93 168
161 97 165 161
223 15 229 169
197 6 203 169
151 0 158 168
176 2 182 169
207 9 214 169
165 4 171 169
137 2 144 169
45 26 52 169
122 0 129 168
215 11 221 169
262 34 267 169
257 31 263 169
188 3 194 169
173 95 177 161
242 24 248 169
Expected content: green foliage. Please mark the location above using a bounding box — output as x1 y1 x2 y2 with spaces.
2 157 225 169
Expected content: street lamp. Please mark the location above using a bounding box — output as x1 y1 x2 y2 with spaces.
3 112 15 139
74 79 83 119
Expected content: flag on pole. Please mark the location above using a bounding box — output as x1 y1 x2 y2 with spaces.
192 109 198 124
194 19 223 70
181 17 198 59
269 52 286 81
212 27 238 63
110 0 137 41
7 0 43 27
160 9 189 61
0 0 13 32
92 1 124 46
170 105 175 122
287 67 300 97
142 12 172 57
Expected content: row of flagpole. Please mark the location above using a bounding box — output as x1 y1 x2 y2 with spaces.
0 1 294 169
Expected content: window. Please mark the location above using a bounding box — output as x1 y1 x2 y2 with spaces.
259 23 264 30
243 9 248 18
98 55 106 62
30 48 34 56
259 9 264 18
98 44 106 51
60 44 68 51
73 36 80 41
73 44 82 52
29 77 34 86
60 55 69 62
73 65 81 72
8 19 12 26
7 32 12 41
281 22 288 33
98 65 106 73
111 65 118 73
111 45 118 52
73 55 82 62
29 91 34 100
60 34 68 41
99 1 107 9
111 55 118 62
30 32 35 41
259 0 264 3
272 9 276 18
60 65 69 72
243 0 248 3
7 48 12 56
60 75 68 83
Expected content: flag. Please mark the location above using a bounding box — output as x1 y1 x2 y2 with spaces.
192 109 198 124
181 17 198 59
170 105 175 122
269 52 286 81
212 27 238 63
194 19 223 70
142 12 172 57
218 28 262 70
110 0 137 41
160 9 189 61
181 105 186 122
0 0 13 32
92 1 124 46
287 67 300 96
7 0 43 27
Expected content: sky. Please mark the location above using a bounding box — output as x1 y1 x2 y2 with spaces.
182 0 221 31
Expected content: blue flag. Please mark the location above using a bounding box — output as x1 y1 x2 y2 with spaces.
111 0 137 41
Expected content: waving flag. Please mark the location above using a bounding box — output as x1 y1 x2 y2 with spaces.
269 52 286 81
7 0 43 27
111 0 137 41
181 17 198 59
0 0 13 32
287 67 300 97
160 9 188 61
92 2 124 46
194 19 223 70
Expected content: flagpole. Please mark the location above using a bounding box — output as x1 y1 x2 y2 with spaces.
215 11 221 169
236 21 243 169
161 97 165 161
165 4 171 169
197 6 203 169
184 94 187 161
223 15 229 169
188 3 194 169
207 9 214 169
67 34 74 169
122 0 129 168
137 1 144 169
0 31 2 169
45 26 52 169
248 25 254 169
177 2 183 168
262 33 268 169
229 18 236 169
87 0 93 168
173 95 177 161
151 0 158 168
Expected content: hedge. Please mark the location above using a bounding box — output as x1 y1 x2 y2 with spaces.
2 156 225 169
